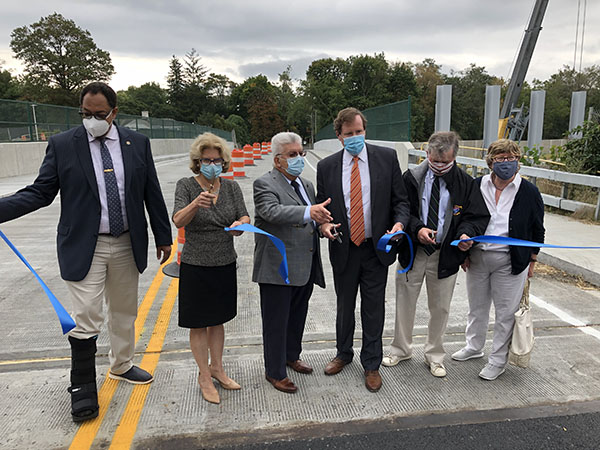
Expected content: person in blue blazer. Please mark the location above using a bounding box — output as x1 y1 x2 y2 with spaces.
0 82 172 422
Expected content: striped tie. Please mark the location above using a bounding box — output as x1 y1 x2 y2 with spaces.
424 175 440 256
350 156 365 246
99 138 124 237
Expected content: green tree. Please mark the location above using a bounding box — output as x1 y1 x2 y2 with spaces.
345 53 389 109
533 65 600 139
166 55 185 118
303 57 349 129
183 48 208 87
0 65 21 99
446 64 500 140
231 75 284 142
10 13 114 105
117 82 176 118
413 58 444 140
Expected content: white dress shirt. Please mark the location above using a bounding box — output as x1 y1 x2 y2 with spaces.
342 144 372 239
87 124 129 234
420 168 450 244
479 173 522 251
284 176 313 223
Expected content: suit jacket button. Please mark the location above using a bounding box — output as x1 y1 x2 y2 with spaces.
310 248 313 252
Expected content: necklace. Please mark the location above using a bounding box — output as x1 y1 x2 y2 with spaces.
195 177 220 195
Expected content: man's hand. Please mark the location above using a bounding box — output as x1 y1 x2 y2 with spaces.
386 222 404 241
417 227 436 245
228 220 244 236
310 198 333 224
157 245 172 265
320 222 341 241
193 191 216 209
457 234 473 252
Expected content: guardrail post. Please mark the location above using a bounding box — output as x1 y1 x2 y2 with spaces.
561 184 569 200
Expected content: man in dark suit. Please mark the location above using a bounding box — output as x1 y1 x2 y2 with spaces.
316 107 410 392
253 131 331 393
0 82 172 422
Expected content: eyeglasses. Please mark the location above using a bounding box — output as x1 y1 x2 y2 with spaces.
200 158 224 166
492 155 518 163
78 109 113 120
277 151 306 159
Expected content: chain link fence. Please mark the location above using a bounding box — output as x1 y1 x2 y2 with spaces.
315 98 411 142
0 99 232 142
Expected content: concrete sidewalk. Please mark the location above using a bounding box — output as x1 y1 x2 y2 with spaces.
1 149 600 449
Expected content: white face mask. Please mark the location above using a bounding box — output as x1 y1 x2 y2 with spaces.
82 110 113 137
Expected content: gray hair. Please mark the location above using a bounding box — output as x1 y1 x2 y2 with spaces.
427 131 459 158
271 132 302 158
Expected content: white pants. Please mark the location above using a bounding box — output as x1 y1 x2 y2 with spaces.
66 233 139 374
464 248 528 368
389 248 458 365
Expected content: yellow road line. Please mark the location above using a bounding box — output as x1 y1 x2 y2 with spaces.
68 243 176 450
108 278 179 449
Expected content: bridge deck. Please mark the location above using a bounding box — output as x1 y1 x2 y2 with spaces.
1 151 600 449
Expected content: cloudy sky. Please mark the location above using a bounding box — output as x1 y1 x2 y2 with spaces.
0 0 598 91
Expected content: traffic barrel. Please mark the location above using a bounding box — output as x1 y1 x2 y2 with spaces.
267 141 272 153
243 144 254 166
162 228 185 278
253 142 262 160
261 141 269 155
232 148 245 177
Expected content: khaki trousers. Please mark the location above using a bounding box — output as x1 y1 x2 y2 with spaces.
66 233 139 375
389 247 458 365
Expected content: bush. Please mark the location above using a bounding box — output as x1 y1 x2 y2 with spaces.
561 121 600 174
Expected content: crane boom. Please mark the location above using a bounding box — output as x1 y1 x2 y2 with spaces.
500 0 549 119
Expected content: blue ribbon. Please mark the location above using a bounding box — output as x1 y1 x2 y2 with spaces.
0 229 76 334
450 235 600 249
376 231 414 274
224 223 290 284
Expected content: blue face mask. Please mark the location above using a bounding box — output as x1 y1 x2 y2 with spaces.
493 160 518 180
343 134 365 156
201 163 222 180
285 155 305 177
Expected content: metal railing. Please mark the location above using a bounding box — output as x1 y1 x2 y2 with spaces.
409 148 600 220
0 99 231 142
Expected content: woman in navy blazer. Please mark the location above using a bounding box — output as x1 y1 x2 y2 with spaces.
452 139 545 381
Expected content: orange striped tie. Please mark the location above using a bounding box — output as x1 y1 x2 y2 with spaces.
350 156 365 246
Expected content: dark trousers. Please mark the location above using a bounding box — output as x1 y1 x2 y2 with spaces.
259 257 317 380
333 240 388 371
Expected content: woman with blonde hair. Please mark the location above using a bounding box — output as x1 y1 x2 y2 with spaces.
172 132 250 403
452 139 545 381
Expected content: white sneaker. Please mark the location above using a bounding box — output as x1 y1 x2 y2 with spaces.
479 363 506 381
382 354 412 367
429 362 447 377
451 347 485 361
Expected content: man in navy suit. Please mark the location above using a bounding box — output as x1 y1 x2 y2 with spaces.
0 82 172 422
316 107 410 393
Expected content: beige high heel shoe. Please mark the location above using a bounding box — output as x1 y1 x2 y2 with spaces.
198 372 220 404
210 366 241 390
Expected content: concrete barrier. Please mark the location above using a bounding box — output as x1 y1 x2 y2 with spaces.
313 138 411 172
0 138 234 178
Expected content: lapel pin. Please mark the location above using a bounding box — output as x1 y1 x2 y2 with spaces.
126 140 131 145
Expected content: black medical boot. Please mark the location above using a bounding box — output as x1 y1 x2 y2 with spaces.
68 335 99 422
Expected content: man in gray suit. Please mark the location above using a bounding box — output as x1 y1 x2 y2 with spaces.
253 132 331 393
